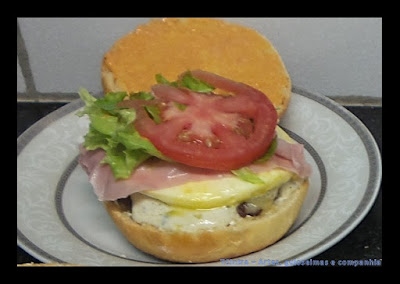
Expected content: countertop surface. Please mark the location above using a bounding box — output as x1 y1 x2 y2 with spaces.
17 102 382 266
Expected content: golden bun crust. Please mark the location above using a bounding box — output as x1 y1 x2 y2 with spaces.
101 18 291 118
103 179 309 263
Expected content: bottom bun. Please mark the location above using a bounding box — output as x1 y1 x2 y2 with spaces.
103 179 309 263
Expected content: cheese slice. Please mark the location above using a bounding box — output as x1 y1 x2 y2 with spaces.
142 126 295 209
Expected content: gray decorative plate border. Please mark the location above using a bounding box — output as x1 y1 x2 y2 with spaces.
283 87 382 263
17 89 381 266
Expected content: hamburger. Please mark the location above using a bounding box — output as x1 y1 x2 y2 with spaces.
77 18 311 263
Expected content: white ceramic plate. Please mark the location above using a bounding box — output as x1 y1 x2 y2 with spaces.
17 89 381 266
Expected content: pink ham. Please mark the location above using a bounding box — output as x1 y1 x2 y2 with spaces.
78 145 105 175
79 138 312 201
79 146 230 201
274 139 312 178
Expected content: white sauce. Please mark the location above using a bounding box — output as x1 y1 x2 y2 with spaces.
130 179 302 233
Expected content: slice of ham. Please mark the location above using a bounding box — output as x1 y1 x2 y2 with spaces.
274 139 312 179
79 138 312 201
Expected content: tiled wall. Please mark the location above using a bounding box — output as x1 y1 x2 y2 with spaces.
17 18 382 104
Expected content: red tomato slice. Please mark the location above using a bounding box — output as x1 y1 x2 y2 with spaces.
121 70 278 171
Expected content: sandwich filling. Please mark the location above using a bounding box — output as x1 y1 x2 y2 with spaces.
77 70 312 234
121 178 303 233
81 125 310 233
79 126 311 202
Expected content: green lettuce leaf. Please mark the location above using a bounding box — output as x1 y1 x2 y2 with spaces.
156 72 215 93
174 102 187 111
77 88 169 179
231 167 265 184
76 88 97 116
115 126 169 160
255 137 278 163
155 74 179 87
130 91 155 101
231 138 278 183
102 145 150 179
144 105 162 124
82 127 109 150
179 72 215 92
94 92 127 111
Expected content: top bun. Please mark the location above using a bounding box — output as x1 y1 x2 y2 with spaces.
102 18 291 118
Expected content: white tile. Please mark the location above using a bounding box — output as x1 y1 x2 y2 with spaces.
221 18 382 98
17 57 26 92
18 18 152 94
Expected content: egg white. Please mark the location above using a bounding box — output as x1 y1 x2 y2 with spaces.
141 126 296 209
